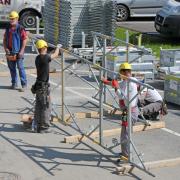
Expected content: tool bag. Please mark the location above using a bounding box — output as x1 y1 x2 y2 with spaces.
6 54 17 61
31 81 50 107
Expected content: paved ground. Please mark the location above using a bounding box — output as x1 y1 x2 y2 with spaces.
0 26 180 180
116 21 157 33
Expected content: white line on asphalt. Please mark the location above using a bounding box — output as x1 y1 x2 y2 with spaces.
0 61 114 109
30 73 103 105
66 87 95 90
0 52 37 56
29 73 114 109
161 128 180 137
0 61 7 66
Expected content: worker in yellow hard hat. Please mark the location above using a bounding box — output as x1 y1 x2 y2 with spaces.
102 62 139 162
35 39 48 49
9 11 19 19
3 11 27 91
31 39 62 133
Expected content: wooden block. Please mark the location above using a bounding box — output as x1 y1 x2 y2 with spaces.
64 121 165 143
21 114 33 123
52 115 71 123
116 157 180 174
0 71 9 77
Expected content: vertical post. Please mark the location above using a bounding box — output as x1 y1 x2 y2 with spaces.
61 51 65 122
126 30 129 62
138 34 142 47
93 34 97 64
36 16 40 35
103 38 107 103
99 69 104 145
127 80 133 163
82 32 86 48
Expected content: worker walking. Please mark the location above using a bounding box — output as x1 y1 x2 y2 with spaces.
3 11 27 91
31 39 61 133
102 62 139 161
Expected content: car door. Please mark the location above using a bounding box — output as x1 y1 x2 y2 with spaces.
130 0 167 16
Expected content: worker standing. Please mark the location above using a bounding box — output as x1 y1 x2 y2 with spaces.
102 62 139 161
31 39 61 133
3 11 27 91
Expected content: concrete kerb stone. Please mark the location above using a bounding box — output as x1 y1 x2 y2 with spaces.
115 157 180 175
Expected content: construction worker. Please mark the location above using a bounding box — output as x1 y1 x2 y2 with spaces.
102 62 139 161
31 39 61 133
138 86 167 120
3 11 27 91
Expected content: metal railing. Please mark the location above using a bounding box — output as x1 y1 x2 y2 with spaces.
28 32 155 177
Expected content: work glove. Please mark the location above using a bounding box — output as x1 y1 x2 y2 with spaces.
17 53 23 59
17 50 24 59
111 79 119 89
57 44 62 48
101 78 110 85
5 48 10 55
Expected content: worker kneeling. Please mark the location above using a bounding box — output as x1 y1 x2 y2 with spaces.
102 62 139 161
138 86 168 120
31 39 61 133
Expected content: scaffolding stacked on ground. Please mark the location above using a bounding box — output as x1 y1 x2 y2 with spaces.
44 0 115 47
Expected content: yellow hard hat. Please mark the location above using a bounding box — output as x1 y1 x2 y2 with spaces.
119 62 132 71
35 39 48 49
9 11 19 19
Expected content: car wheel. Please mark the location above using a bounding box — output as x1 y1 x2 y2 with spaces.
20 11 38 28
116 4 129 21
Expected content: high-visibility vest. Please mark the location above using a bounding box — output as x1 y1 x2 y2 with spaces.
5 24 24 54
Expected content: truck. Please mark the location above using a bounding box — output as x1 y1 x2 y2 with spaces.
0 0 44 28
155 0 180 37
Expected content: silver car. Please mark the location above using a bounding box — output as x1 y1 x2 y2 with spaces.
116 0 169 21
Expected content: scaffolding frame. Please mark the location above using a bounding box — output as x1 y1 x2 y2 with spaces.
28 32 156 177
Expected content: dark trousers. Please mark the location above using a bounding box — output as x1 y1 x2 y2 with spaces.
140 100 162 115
34 88 51 131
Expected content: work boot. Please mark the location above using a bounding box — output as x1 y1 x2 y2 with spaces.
19 85 27 92
116 153 128 163
10 84 18 90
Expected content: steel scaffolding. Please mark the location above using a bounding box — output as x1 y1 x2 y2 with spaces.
28 32 156 177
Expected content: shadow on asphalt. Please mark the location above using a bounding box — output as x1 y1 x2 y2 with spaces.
166 103 180 111
0 85 11 90
0 123 117 176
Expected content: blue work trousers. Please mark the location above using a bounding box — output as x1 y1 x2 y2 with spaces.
7 58 27 87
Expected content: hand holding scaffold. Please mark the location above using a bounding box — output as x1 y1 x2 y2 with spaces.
101 78 119 89
102 62 139 162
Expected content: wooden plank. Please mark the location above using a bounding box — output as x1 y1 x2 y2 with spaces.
116 157 180 174
21 114 33 123
64 121 165 143
0 69 36 77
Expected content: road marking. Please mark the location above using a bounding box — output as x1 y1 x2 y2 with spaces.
29 74 114 109
0 61 7 66
0 52 36 56
0 61 122 109
161 128 180 137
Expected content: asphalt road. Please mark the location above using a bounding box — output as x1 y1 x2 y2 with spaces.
0 27 180 180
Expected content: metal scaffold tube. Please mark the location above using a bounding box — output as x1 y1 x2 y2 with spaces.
61 51 65 122
28 32 156 177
